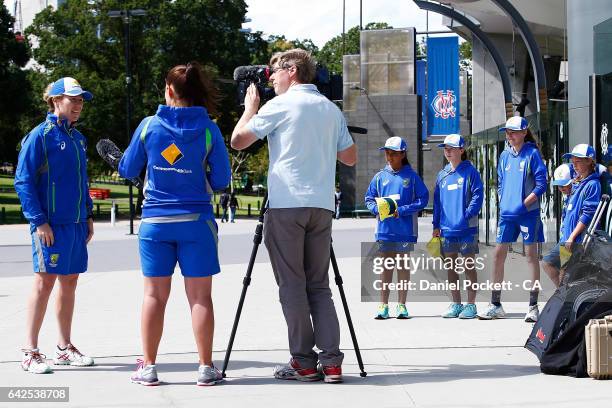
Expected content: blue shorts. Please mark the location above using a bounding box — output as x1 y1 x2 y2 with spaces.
376 240 414 253
31 222 88 275
542 242 564 269
441 234 479 256
496 217 544 244
138 214 220 278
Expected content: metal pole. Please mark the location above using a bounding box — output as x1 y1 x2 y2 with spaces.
342 0 345 56
124 11 135 235
359 0 362 30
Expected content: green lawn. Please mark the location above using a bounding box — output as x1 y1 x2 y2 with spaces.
1 174 266 224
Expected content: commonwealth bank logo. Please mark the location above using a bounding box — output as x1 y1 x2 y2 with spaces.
161 143 184 166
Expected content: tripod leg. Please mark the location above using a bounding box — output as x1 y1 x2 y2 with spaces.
221 222 264 377
329 244 367 377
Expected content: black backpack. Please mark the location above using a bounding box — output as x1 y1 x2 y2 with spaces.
525 279 610 360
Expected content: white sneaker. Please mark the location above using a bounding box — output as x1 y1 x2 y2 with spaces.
524 304 539 322
197 364 224 386
131 359 159 386
53 344 94 366
21 349 53 374
478 304 506 320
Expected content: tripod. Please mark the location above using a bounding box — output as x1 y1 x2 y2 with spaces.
221 197 367 378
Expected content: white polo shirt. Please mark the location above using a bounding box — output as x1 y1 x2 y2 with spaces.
246 84 354 211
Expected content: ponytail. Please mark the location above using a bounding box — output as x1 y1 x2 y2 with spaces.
166 61 220 116
524 129 541 150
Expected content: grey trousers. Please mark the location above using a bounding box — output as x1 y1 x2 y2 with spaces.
263 207 344 368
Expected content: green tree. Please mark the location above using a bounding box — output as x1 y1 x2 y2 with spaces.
459 40 472 71
24 0 268 178
266 34 318 56
318 22 392 74
0 3 31 164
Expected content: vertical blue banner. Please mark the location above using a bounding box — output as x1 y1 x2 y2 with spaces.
416 60 427 141
427 37 460 137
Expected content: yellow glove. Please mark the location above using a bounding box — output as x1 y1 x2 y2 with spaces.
559 245 572 266
427 237 443 258
375 197 398 221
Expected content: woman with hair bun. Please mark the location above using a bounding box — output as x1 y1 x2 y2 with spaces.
119 62 231 386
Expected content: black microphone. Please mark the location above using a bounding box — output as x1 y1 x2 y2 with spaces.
96 139 143 189
233 65 268 81
347 126 367 134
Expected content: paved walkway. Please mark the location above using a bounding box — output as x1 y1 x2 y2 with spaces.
0 218 609 407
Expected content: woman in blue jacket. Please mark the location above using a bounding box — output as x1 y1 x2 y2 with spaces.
479 116 547 322
15 77 96 374
432 134 483 319
119 62 231 386
365 137 429 320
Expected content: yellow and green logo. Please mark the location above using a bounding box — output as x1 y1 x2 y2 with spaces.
50 253 60 265
161 143 184 166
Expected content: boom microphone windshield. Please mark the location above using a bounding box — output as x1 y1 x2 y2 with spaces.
233 65 269 81
96 139 143 188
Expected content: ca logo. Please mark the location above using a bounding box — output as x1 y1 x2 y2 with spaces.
60 141 66 150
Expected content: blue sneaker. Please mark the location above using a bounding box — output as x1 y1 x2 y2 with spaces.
396 303 410 319
441 303 463 318
478 303 506 320
458 303 478 319
375 304 389 320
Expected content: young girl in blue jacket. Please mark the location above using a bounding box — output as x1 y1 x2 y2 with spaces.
433 134 483 319
119 62 231 386
479 116 547 322
560 145 602 249
365 137 429 319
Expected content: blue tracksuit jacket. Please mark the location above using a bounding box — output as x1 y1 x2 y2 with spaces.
560 171 601 243
15 113 93 227
432 160 484 237
119 105 231 218
497 142 547 219
365 164 429 242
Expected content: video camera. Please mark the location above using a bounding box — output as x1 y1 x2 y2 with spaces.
233 65 276 106
233 63 344 106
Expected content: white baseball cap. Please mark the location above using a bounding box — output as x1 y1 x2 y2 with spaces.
437 134 465 148
499 116 528 132
552 164 572 186
562 144 596 160
379 136 407 152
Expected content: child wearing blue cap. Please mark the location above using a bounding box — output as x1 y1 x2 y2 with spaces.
365 136 429 319
478 116 547 322
15 77 95 374
542 163 573 287
119 62 231 386
558 145 601 248
432 134 484 319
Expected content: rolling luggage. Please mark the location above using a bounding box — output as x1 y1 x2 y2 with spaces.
585 315 612 379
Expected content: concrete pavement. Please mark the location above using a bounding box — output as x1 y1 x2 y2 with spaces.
0 218 609 407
